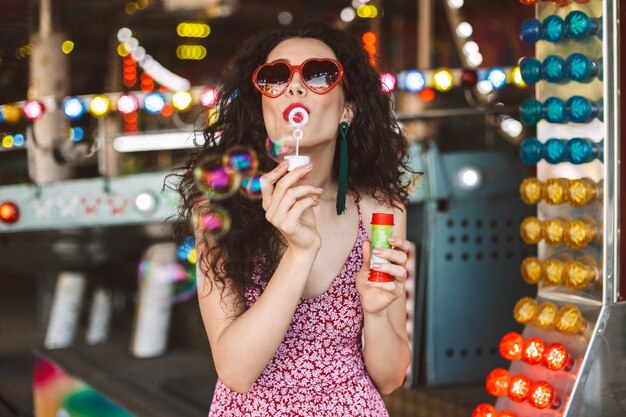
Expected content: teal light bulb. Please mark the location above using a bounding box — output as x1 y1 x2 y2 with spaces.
520 99 543 125
520 57 542 84
544 139 567 164
566 96 598 123
565 11 599 39
543 16 565 43
544 97 566 123
566 53 599 82
542 55 566 83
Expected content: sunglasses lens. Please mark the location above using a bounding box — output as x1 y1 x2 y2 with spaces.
302 60 341 93
256 63 291 97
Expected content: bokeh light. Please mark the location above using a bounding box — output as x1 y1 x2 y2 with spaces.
117 94 139 115
487 67 507 90
90 95 111 118
70 127 85 142
192 204 232 241
63 97 86 120
200 88 219 108
380 72 397 93
144 92 166 114
172 91 193 112
2 104 22 124
22 100 45 121
433 68 454 92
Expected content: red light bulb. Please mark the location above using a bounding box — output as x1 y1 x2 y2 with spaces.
499 332 524 361
543 342 574 371
522 337 545 365
23 100 45 121
529 380 560 409
485 368 511 396
472 403 498 417
507 374 532 402
0 202 20 224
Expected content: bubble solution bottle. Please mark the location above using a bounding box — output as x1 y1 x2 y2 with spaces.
369 213 395 282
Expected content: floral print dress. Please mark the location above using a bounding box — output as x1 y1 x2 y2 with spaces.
208 194 389 417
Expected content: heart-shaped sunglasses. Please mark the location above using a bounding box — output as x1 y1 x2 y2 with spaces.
252 58 349 98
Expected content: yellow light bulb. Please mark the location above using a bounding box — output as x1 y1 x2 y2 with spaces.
511 66 527 88
564 260 597 290
542 258 565 286
567 178 598 207
543 178 569 205
513 297 537 324
555 305 587 334
90 95 111 118
2 104 22 124
564 218 598 249
521 257 542 284
533 302 558 329
433 68 454 92
519 177 543 205
172 91 193 111
520 217 542 244
542 218 566 247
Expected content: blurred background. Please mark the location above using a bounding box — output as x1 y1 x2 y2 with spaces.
0 0 546 416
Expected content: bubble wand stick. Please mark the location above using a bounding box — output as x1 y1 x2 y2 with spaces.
284 107 310 171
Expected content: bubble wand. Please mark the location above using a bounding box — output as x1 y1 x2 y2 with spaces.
284 107 310 171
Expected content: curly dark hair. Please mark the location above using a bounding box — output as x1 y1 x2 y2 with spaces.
174 22 413 315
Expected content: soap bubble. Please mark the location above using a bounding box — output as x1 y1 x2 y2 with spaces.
265 136 294 162
224 146 258 180
192 204 231 241
193 154 240 200
240 173 264 200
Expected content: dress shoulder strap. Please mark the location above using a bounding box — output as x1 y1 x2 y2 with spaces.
352 190 363 226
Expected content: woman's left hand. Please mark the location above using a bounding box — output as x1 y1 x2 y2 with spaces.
356 237 410 316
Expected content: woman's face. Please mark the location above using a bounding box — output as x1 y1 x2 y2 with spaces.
261 37 349 150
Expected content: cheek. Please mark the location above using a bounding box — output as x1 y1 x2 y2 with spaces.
261 100 280 137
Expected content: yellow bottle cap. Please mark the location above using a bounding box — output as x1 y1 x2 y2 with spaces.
542 218 565 247
513 297 538 324
567 178 597 207
543 178 568 205
533 302 558 329
564 218 597 249
520 217 543 244
542 258 565 286
555 305 587 334
521 257 542 284
519 178 543 205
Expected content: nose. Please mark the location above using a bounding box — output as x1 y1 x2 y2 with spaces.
285 71 307 97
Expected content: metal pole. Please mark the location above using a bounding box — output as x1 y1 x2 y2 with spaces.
418 0 432 69
27 0 71 184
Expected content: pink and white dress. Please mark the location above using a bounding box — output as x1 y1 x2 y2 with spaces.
208 195 389 417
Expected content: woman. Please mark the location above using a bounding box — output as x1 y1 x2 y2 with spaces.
177 22 414 416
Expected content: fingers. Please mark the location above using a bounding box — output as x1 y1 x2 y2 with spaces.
388 236 411 253
265 163 315 217
267 185 323 223
369 262 408 284
280 197 319 233
260 160 289 210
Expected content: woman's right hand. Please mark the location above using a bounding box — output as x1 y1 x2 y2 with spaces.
261 160 323 253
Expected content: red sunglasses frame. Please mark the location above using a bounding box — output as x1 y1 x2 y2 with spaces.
252 58 349 98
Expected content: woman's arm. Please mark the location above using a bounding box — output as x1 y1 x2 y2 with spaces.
197 244 318 394
359 203 412 394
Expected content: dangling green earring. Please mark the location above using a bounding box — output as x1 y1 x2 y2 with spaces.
336 121 350 215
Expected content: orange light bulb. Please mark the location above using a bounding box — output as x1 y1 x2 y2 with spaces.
542 258 565 286
471 403 498 417
564 218 598 249
0 202 20 224
507 374 532 402
567 178 598 207
528 381 560 409
522 337 545 365
555 305 587 334
521 257 542 284
519 177 543 205
543 178 568 205
519 0 539 4
564 260 597 290
533 302 558 329
543 343 574 371
499 411 517 417
513 297 537 325
542 218 566 246
486 368 511 396
520 217 543 244
499 332 524 361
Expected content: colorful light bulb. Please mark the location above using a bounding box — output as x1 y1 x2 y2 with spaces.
500 332 524 361
566 96 601 123
522 337 545 364
567 138 599 164
542 218 566 246
144 92 166 114
63 97 86 120
543 342 574 371
544 138 567 164
514 297 537 324
565 11 600 40
200 87 219 108
508 374 532 402
529 381 559 409
472 403 498 417
486 368 511 396
520 217 542 244
498 411 517 417
567 178 598 206
534 302 558 329
511 66 526 88
543 178 568 205
172 91 193 112
564 218 598 249
22 100 45 121
519 57 541 85
520 18 542 45
543 97 566 123
555 305 587 334
520 99 543 125
0 202 20 224
543 15 565 42
117 93 139 115
521 257 542 284
520 138 544 165
2 104 22 124
542 259 565 286
564 260 597 290
566 53 600 82
519 177 543 205
90 95 111 118
541 56 566 83
433 68 454 92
